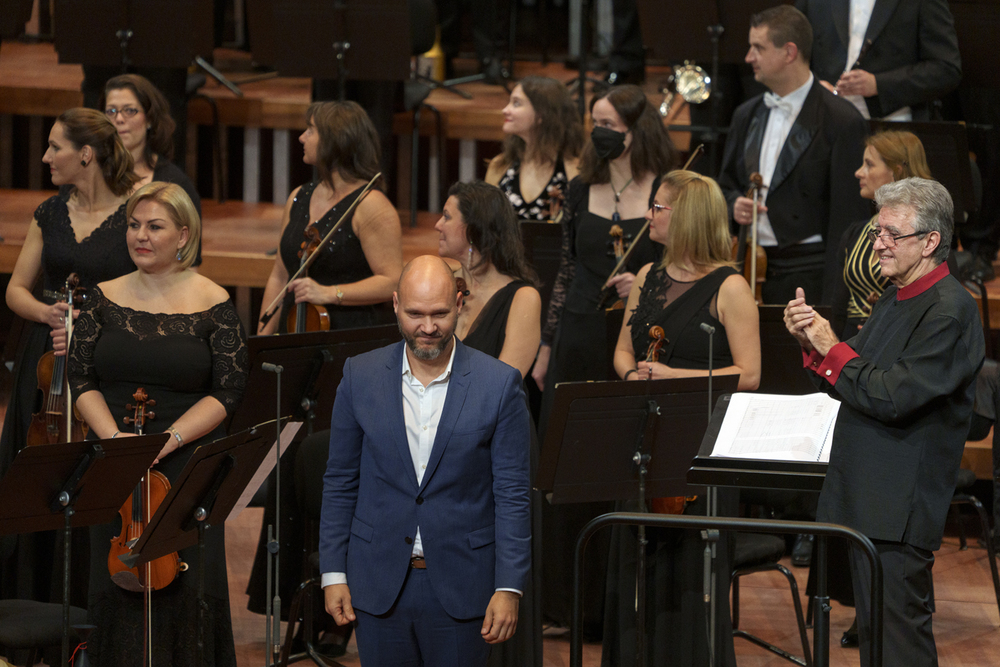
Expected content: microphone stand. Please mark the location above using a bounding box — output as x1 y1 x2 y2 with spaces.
699 322 718 667
261 362 283 666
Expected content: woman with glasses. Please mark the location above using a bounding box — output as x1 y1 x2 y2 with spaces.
1 108 138 603
832 130 931 338
604 170 758 667
485 76 583 221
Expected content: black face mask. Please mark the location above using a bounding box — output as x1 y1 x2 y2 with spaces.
591 126 627 161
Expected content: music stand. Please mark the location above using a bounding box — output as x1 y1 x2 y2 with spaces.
688 394 860 667
246 0 408 101
0 433 170 667
758 304 832 396
229 325 401 435
123 420 287 667
537 374 739 667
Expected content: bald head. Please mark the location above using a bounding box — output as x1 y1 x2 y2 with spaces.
394 256 461 363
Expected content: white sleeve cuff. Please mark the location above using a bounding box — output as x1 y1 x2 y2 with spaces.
322 572 347 588
496 588 522 597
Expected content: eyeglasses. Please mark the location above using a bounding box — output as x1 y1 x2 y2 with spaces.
104 107 141 119
866 227 926 248
650 203 672 214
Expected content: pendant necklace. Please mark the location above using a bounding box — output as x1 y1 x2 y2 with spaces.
611 175 634 222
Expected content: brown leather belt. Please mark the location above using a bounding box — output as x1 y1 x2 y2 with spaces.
409 556 426 569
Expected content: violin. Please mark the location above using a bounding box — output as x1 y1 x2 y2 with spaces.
27 273 88 446
732 172 767 304
259 172 381 331
642 326 698 514
108 388 185 597
284 224 331 333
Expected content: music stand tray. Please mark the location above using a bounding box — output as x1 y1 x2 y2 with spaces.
229 325 401 435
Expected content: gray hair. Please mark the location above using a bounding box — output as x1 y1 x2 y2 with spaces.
874 177 953 264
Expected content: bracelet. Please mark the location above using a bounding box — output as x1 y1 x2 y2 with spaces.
111 430 120 439
167 426 184 447
624 369 637 380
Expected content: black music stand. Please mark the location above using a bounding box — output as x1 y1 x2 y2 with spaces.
687 394 879 667
246 0 409 101
537 375 739 667
123 420 287 667
758 304 833 396
229 325 400 435
0 433 170 667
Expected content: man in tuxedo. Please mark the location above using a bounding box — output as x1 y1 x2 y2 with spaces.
784 178 985 666
718 5 870 305
319 255 531 666
796 0 961 121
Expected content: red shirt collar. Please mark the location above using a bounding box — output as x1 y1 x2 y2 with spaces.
896 262 950 301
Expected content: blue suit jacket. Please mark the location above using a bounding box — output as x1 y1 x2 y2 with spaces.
319 339 532 619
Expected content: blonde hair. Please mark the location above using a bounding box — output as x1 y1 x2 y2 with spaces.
127 182 201 269
866 130 932 181
658 170 734 272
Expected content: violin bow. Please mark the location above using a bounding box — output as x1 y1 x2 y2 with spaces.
260 172 382 325
596 145 705 310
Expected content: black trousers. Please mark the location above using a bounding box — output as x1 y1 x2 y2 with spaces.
849 540 937 667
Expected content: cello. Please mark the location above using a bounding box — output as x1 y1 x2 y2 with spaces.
641 327 698 514
108 388 186 665
27 273 88 446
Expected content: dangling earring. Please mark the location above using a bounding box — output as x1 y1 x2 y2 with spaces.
176 248 183 262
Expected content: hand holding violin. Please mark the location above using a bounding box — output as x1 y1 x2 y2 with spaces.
46 302 78 356
287 277 336 305
605 271 636 299
634 359 680 380
733 196 767 226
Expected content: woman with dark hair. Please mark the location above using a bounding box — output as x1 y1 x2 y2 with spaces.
485 76 583 221
532 84 678 636
436 180 542 666
1 108 137 604
257 100 403 334
604 170 758 666
70 182 246 666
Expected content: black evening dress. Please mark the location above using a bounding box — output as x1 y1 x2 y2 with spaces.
276 181 394 332
0 195 134 613
539 178 661 637
69 286 248 667
498 158 569 221
601 265 738 667
462 280 543 667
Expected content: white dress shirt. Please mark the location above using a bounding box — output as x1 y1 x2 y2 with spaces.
756 74 819 247
843 0 911 121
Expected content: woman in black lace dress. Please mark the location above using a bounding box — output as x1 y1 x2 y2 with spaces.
485 76 583 221
0 109 137 614
70 182 247 666
257 101 403 334
603 171 759 667
435 180 542 666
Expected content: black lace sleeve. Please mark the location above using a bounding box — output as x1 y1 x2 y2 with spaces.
207 300 248 415
542 178 588 344
68 286 106 397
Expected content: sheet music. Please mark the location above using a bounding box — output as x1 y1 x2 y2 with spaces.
227 421 302 521
712 393 840 463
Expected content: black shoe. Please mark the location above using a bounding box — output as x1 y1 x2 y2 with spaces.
841 617 859 647
605 68 645 86
791 534 814 567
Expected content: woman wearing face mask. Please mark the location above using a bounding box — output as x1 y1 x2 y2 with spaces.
534 85 677 636
831 130 931 339
485 76 583 221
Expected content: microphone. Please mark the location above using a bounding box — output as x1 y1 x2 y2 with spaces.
700 323 715 422
261 362 284 374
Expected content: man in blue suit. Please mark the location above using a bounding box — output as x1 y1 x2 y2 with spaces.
319 255 532 665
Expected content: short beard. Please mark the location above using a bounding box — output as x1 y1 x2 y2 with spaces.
400 326 450 361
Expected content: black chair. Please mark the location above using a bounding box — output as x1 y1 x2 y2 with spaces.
731 533 813 667
0 599 88 667
950 468 1000 617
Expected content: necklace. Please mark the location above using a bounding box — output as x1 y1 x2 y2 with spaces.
611 175 634 222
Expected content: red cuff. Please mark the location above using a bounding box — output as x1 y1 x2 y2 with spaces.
806 342 858 386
